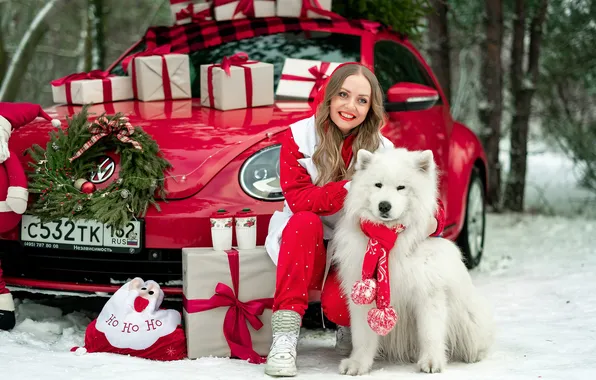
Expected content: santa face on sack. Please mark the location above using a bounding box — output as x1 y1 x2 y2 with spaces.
95 277 181 351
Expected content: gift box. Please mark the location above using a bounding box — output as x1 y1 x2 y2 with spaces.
169 0 212 24
130 53 192 102
200 53 274 111
51 71 133 105
275 58 341 100
182 247 276 362
213 0 276 20
276 0 334 19
134 99 193 119
201 105 274 126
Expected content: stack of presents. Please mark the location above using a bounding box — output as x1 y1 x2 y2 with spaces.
61 0 344 363
50 0 342 116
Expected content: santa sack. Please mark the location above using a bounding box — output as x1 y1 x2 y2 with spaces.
72 277 187 361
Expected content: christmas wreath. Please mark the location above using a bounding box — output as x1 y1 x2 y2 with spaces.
26 107 171 230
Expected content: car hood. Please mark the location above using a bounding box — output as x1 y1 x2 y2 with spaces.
10 100 314 199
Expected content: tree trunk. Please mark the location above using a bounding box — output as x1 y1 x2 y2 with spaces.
90 0 105 69
503 0 549 211
0 0 60 101
479 0 504 210
427 0 451 103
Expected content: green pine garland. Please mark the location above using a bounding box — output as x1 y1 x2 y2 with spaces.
26 107 172 230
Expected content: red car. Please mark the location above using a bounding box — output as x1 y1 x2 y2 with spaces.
0 17 487 296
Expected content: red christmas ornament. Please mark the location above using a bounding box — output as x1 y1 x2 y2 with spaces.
81 181 96 194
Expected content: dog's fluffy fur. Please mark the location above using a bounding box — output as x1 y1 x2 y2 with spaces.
330 148 494 375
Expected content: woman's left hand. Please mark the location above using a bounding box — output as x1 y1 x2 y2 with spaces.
427 216 438 236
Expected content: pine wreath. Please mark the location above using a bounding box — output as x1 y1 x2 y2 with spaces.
26 107 172 230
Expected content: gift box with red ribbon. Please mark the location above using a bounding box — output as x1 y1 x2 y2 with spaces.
182 247 276 362
200 52 274 111
213 0 276 21
169 0 213 25
275 57 341 100
276 0 335 19
50 71 133 105
122 45 192 102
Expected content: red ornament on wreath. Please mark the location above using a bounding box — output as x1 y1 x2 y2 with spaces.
74 178 96 194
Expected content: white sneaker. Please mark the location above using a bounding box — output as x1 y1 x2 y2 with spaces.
265 310 301 377
335 326 352 356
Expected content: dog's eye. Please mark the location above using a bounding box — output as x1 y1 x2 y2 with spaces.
375 183 382 188
148 291 154 295
397 185 405 191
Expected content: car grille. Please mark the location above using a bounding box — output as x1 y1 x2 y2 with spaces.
0 240 183 286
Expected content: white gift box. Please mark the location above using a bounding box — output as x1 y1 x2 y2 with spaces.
214 0 276 20
51 76 133 105
131 54 192 102
275 57 341 100
182 247 276 360
200 58 274 111
169 0 212 24
276 0 333 18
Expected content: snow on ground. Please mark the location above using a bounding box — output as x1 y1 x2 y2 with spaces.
1 149 595 379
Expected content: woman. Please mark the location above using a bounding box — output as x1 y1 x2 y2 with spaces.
264 63 445 376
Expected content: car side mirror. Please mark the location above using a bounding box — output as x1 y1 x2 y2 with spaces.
384 82 440 113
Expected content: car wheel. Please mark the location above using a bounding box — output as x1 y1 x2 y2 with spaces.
457 168 486 269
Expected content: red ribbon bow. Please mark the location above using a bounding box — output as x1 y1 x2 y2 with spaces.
280 62 331 100
51 70 114 104
183 249 273 364
69 116 143 162
207 52 257 108
176 3 211 22
121 44 174 101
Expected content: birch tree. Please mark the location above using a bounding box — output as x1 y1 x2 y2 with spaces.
0 0 62 101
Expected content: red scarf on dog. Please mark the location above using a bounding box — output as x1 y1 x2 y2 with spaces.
350 219 405 336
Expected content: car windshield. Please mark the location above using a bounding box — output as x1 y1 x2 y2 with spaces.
112 31 361 100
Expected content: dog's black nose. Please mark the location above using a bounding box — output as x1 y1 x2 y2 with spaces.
378 201 392 213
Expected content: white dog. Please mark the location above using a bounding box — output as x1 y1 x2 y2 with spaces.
330 148 494 375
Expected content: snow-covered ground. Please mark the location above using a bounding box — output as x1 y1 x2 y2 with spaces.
1 149 595 379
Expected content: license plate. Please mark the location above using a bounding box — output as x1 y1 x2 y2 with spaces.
20 215 143 254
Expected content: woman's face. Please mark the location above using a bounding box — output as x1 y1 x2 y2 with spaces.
329 74 372 135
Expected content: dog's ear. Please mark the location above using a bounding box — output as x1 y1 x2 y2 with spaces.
417 150 435 173
356 149 374 171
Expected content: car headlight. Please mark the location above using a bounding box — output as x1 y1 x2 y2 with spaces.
239 144 284 201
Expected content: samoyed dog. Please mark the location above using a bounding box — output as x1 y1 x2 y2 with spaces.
330 148 494 375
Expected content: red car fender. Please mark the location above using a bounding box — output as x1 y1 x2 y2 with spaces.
446 122 488 238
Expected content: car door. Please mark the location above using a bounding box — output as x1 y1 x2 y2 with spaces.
373 38 452 199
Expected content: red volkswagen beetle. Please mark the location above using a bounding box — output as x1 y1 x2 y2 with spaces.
0 17 487 295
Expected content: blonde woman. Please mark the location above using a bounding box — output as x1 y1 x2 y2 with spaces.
264 63 445 376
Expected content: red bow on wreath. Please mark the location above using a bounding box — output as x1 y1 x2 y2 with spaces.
69 116 143 162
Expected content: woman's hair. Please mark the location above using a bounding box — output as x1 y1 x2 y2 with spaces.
312 63 386 186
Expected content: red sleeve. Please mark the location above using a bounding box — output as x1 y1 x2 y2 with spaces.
280 130 348 216
431 198 446 236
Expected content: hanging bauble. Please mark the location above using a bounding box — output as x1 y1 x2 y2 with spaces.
81 181 96 194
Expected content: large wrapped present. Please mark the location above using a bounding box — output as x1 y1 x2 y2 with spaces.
213 0 276 20
123 45 192 102
134 99 193 120
182 247 276 362
276 0 335 19
201 105 274 126
169 0 212 25
50 70 133 105
200 52 274 111
275 58 341 100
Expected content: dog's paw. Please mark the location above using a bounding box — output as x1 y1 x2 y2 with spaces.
339 357 372 376
417 352 446 374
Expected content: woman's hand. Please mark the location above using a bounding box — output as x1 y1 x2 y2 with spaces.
427 216 438 236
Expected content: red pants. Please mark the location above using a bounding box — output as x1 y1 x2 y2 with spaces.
272 211 350 326
0 261 8 295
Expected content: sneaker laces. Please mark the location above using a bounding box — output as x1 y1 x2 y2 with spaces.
270 332 298 356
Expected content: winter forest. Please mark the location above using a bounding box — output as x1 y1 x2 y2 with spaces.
0 0 595 379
